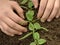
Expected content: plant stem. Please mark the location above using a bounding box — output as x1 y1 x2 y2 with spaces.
32 30 35 41
40 27 48 31
19 32 32 40
33 30 35 34
32 19 38 23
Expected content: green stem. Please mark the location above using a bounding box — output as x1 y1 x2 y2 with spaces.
33 30 35 34
19 32 32 40
32 19 38 23
40 27 48 31
32 29 35 39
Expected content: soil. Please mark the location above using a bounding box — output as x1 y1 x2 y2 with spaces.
0 0 60 45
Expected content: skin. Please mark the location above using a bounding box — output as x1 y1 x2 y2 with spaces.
32 0 60 22
0 0 28 36
0 0 60 36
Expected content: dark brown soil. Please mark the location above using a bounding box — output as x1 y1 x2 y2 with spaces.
0 0 60 45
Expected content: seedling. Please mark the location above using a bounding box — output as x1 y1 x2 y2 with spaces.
29 22 47 45
19 0 48 45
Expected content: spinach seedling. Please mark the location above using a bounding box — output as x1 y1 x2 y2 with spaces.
29 22 47 45
19 0 48 45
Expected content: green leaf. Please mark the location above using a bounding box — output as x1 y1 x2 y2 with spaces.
21 0 28 4
38 39 46 45
29 22 34 31
26 10 34 21
33 32 40 40
30 42 36 45
28 1 34 8
34 23 41 30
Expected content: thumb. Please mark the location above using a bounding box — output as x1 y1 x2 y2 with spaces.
32 0 38 8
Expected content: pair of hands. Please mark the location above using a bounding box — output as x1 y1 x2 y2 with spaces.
0 0 60 36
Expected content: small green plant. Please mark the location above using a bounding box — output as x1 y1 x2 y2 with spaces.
19 0 48 45
29 22 47 45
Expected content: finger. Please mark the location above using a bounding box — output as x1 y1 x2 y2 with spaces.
0 21 14 36
0 20 23 35
6 9 28 26
56 9 60 18
47 0 59 22
11 1 24 19
32 0 38 8
37 0 48 19
56 1 60 18
1 15 27 32
41 0 55 22
0 25 1 29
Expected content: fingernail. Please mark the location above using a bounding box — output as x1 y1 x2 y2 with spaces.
47 19 51 22
56 16 59 18
11 35 14 36
41 19 45 22
35 6 37 8
19 33 23 35
21 14 25 19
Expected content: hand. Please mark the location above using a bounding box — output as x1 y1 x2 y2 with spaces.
0 1 28 36
32 0 60 22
